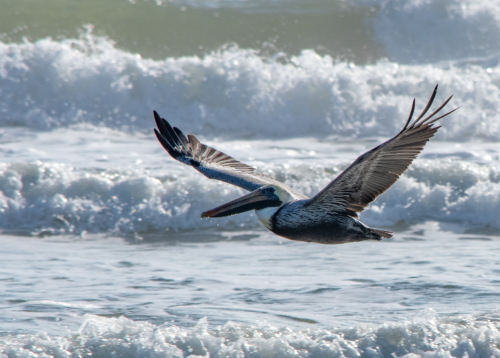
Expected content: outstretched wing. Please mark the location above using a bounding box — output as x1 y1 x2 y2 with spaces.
153 111 298 193
306 85 458 217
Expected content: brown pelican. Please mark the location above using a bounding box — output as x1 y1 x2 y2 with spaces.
153 85 456 244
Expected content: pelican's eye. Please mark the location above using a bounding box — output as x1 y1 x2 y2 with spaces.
262 187 274 195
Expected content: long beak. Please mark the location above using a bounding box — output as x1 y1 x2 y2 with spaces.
201 188 282 218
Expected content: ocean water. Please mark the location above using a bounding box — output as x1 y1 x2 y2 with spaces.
1 0 500 356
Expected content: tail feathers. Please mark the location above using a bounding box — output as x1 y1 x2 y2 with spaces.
371 228 393 239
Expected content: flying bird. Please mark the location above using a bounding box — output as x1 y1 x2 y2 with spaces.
153 85 456 245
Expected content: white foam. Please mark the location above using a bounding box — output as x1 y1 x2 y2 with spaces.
0 153 499 236
361 159 500 229
0 160 254 236
1 31 500 141
3 312 500 357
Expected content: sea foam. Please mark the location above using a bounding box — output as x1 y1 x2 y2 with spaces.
0 31 499 141
2 312 500 357
0 157 499 236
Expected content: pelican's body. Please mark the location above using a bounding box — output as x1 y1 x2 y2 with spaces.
153 85 456 244
257 200 384 244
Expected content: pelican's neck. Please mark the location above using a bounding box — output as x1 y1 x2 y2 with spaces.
255 206 281 230
255 187 298 230
255 186 298 231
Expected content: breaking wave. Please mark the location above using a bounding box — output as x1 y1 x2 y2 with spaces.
0 31 499 141
0 158 498 236
3 312 500 357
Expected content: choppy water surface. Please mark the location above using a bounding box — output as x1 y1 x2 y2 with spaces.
1 0 500 356
2 228 500 356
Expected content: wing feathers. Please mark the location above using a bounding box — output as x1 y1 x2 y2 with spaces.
173 127 190 150
154 85 455 215
401 99 416 132
153 111 298 193
411 85 437 125
307 85 456 217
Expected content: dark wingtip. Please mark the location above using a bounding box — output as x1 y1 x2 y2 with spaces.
154 128 174 155
153 110 185 149
153 110 161 124
153 110 164 131
401 98 416 133
426 106 460 126
411 85 438 127
153 110 184 159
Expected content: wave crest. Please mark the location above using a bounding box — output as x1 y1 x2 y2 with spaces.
0 158 498 236
1 31 500 141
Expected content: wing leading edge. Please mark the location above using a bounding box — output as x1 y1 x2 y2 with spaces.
153 111 296 193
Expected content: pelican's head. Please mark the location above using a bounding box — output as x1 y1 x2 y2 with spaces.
200 185 291 226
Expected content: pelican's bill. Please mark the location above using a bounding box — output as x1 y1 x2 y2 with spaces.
201 187 282 218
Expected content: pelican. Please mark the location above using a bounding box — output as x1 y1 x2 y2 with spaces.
153 85 456 244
